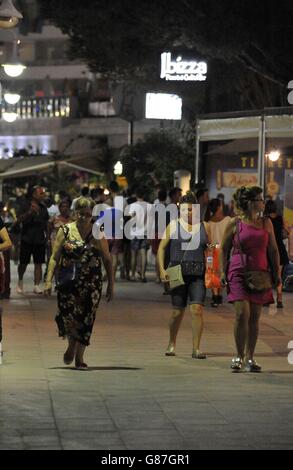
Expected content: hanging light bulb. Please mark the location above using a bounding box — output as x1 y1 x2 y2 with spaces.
2 111 18 122
0 0 23 29
268 150 280 162
2 38 26 77
4 92 20 104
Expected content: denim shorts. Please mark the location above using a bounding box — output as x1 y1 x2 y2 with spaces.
171 275 206 308
131 237 150 251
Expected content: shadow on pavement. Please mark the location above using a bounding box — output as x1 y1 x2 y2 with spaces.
49 366 143 371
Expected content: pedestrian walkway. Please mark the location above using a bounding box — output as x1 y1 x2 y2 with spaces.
0 265 293 450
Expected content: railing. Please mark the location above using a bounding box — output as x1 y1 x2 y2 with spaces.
1 96 117 120
2 96 71 119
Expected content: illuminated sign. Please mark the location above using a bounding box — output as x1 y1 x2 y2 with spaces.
145 93 182 120
160 52 207 82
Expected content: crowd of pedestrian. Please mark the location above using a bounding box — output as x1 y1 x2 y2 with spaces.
0 181 291 371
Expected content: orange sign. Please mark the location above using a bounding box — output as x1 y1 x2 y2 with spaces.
222 172 258 188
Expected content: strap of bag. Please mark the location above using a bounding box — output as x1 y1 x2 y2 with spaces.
61 224 70 241
235 218 246 269
179 222 202 265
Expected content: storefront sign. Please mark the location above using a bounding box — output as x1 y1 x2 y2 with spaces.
221 171 258 188
160 52 207 81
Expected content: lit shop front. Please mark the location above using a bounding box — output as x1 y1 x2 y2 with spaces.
195 110 293 258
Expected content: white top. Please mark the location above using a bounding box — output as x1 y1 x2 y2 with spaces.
125 200 153 237
208 216 231 246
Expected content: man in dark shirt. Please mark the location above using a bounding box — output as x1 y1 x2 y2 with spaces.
17 186 49 294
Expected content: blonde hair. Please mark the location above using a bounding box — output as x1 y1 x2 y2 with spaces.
75 197 95 212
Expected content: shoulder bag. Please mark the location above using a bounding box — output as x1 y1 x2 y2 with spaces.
166 227 205 290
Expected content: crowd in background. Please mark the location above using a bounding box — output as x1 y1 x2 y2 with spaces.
0 182 290 307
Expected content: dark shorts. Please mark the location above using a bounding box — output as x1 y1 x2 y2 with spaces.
131 238 150 252
19 241 46 265
108 239 124 255
171 275 206 309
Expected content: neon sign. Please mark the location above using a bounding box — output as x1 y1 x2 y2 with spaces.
160 52 207 82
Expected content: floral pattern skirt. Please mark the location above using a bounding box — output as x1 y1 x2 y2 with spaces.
55 263 103 346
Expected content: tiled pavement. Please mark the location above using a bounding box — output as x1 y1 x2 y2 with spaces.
0 265 293 450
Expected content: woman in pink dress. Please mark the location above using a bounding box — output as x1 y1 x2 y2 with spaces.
220 186 281 372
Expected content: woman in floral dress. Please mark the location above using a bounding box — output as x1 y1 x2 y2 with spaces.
44 198 114 369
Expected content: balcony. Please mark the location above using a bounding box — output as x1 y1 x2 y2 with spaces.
1 96 116 120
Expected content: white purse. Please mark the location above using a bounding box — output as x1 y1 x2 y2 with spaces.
166 264 185 290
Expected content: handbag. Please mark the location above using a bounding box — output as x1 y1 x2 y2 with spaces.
166 264 185 290
236 218 272 292
56 225 80 291
57 261 76 290
166 229 205 290
205 245 221 289
0 253 5 295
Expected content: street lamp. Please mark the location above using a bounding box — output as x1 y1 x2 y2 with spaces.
2 111 17 122
4 91 20 104
0 0 23 29
2 37 26 77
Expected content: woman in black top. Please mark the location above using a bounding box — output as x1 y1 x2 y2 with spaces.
264 200 289 308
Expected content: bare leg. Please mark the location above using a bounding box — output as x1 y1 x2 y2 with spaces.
112 254 118 279
277 265 283 303
140 248 147 279
166 308 185 354
64 337 77 364
190 304 205 355
18 263 27 281
233 300 250 359
34 264 42 285
75 342 87 368
246 303 262 360
131 250 137 278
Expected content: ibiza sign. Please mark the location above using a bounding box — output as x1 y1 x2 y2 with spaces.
160 52 207 82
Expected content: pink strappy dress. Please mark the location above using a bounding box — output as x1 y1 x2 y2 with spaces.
227 220 274 305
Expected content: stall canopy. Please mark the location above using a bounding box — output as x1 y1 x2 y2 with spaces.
0 154 103 179
0 153 103 199
195 108 293 187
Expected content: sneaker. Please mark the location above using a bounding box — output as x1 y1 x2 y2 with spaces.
231 357 243 372
245 359 262 373
17 281 24 294
33 285 43 294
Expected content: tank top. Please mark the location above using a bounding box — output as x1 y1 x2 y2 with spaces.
169 221 208 266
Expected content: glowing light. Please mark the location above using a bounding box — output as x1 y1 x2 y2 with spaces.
2 63 26 77
268 150 280 162
104 189 110 196
161 52 207 81
145 93 182 120
114 161 123 176
2 112 18 123
4 92 20 104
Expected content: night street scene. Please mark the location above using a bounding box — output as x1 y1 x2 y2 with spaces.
0 0 293 458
